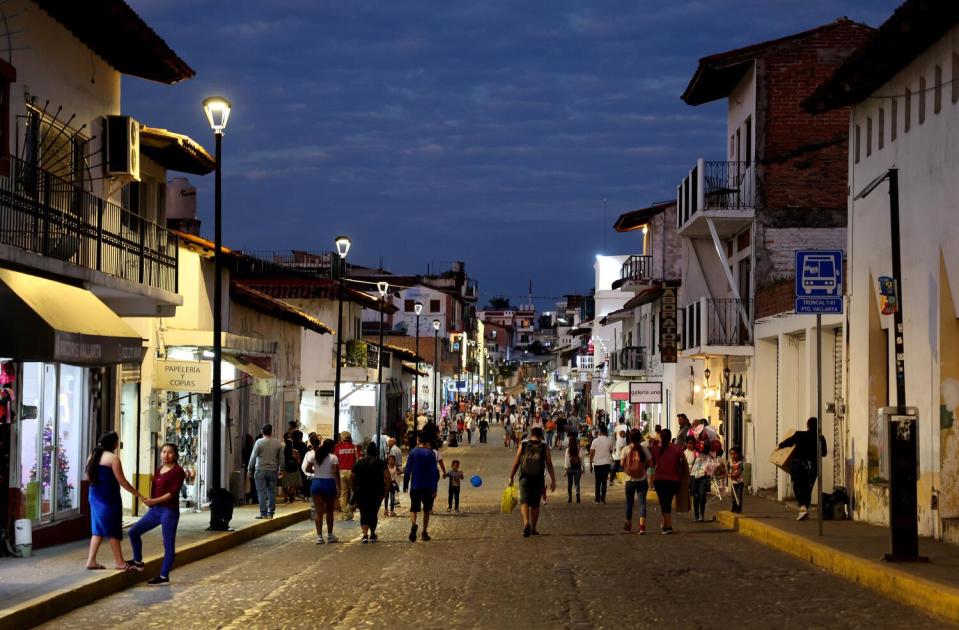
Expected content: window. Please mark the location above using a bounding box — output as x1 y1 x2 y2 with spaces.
404 299 414 312
0 59 13 175
918 77 926 124
382 352 391 369
430 299 440 313
854 125 861 163
735 128 741 162
866 117 872 157
878 108 884 149
935 65 942 114
953 53 959 104
891 98 898 141
904 88 911 132
744 116 752 163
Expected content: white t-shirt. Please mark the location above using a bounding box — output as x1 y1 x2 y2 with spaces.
590 435 614 466
302 451 338 479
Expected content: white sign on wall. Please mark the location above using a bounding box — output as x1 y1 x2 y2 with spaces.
154 360 212 393
629 381 662 404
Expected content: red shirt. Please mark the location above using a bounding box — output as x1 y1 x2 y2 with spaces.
653 444 684 482
334 443 359 471
152 464 186 509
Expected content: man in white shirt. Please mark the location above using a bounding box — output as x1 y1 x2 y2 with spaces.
588 425 614 503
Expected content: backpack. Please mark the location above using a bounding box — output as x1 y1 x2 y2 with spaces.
625 447 645 478
520 441 546 478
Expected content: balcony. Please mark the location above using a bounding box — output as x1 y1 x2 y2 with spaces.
609 346 646 375
681 297 753 357
676 159 755 238
618 255 653 292
0 157 179 310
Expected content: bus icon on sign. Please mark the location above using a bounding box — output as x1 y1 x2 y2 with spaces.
801 254 840 295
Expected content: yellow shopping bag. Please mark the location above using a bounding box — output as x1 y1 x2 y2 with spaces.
500 484 519 513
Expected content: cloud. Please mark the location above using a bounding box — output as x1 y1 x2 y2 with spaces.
124 0 902 305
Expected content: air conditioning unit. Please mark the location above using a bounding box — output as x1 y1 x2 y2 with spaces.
105 115 140 180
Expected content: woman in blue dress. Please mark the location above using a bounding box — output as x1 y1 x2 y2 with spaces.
84 432 142 570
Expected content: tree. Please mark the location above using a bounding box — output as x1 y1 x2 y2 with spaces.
488 296 512 309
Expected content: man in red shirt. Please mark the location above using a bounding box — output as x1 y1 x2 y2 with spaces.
334 432 360 519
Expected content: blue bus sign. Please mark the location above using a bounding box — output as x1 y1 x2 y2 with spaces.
795 250 843 314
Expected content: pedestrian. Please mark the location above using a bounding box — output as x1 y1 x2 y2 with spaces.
242 434 258 505
479 415 490 443
404 430 440 542
447 459 464 512
686 435 711 522
652 429 687 534
84 432 142 571
384 454 400 516
555 415 567 449
128 443 186 584
622 429 650 534
334 432 360 519
589 425 614 503
352 443 390 543
610 427 627 486
302 438 340 544
564 432 584 503
291 430 309 499
465 416 474 445
281 435 302 503
508 426 557 537
545 417 556 448
387 437 403 469
675 414 692 443
248 424 285 520
729 446 745 514
778 417 827 520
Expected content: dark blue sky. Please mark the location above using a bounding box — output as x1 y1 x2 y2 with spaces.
126 0 899 309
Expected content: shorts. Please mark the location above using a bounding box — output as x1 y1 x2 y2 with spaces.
653 479 679 515
519 476 545 508
310 478 337 498
409 488 436 513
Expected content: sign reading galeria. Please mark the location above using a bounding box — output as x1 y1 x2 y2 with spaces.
629 381 663 404
155 360 212 393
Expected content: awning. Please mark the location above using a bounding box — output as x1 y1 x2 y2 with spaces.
140 126 215 175
0 268 144 364
223 354 273 379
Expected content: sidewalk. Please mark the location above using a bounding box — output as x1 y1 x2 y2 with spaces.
0 501 311 630
716 494 959 624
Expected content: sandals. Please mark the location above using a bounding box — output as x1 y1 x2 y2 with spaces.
85 563 106 570
115 561 139 572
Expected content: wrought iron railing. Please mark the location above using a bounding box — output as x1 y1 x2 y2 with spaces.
610 346 645 373
0 157 178 292
620 255 652 284
677 160 756 228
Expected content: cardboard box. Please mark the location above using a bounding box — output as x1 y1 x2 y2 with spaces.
768 429 797 472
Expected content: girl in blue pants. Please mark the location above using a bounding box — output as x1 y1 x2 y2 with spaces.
129 444 186 585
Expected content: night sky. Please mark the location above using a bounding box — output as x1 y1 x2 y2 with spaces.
125 0 899 310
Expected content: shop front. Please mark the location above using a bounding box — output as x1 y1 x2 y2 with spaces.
0 269 144 548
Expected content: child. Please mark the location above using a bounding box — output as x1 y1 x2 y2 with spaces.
447 459 464 512
384 454 400 516
729 446 745 513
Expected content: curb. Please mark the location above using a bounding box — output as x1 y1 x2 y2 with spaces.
0 506 311 630
717 511 959 624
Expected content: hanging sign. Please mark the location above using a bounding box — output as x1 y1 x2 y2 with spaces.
629 381 662 404
659 285 678 363
154 360 212 393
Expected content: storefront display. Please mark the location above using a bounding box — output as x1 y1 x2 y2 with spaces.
6 361 86 524
163 391 210 510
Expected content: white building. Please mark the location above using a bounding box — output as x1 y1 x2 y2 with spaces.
806 2 959 541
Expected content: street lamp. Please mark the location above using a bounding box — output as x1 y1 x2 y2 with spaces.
433 319 441 427
413 301 423 443
332 235 351 439
376 281 389 458
203 95 231 530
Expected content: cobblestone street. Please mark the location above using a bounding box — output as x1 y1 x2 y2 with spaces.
41 428 949 629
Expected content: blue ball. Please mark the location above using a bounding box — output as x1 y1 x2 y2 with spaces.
470 475 482 488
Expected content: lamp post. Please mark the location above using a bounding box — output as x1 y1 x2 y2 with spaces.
332 235 351 439
202 95 231 525
413 301 423 444
433 319 441 426
376 281 389 458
